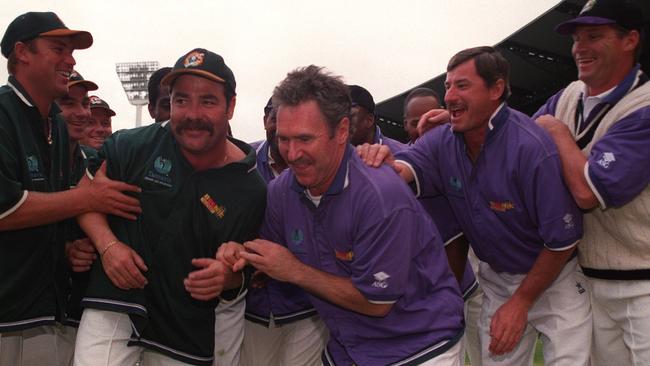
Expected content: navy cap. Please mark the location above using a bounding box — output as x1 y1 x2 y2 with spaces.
68 70 98 91
1 11 92 58
555 0 644 35
348 84 375 114
161 48 236 95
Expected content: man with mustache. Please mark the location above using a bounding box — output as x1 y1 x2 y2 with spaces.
0 12 141 365
533 0 650 364
358 47 591 365
73 48 266 366
226 65 465 365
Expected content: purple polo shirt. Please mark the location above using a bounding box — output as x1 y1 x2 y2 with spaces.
396 105 583 274
264 145 464 365
533 65 650 208
419 195 478 299
245 139 318 325
373 125 407 154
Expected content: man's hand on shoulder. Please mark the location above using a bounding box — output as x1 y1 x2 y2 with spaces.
417 108 449 137
77 162 142 220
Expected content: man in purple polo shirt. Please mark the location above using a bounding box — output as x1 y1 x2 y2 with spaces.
229 65 464 365
533 1 650 364
359 46 591 366
242 97 328 366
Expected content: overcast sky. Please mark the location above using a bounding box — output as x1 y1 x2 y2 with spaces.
2 0 560 142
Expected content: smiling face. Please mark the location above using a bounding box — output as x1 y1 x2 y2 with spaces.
444 58 503 134
57 84 90 143
170 74 235 157
20 36 76 100
276 99 348 196
81 108 112 149
571 24 639 96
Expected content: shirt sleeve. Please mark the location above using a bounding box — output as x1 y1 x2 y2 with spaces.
418 196 462 245
394 126 446 198
585 107 650 208
525 154 583 250
350 205 421 304
0 112 27 217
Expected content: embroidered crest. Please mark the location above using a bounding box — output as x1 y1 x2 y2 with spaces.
184 51 205 68
449 176 462 191
154 156 172 175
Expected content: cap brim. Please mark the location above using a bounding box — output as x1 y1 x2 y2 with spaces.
161 69 226 87
68 79 98 91
555 16 616 35
40 29 93 50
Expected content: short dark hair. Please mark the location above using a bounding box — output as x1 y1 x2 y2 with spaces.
403 87 441 112
272 65 351 136
447 46 511 102
613 25 644 62
147 67 171 105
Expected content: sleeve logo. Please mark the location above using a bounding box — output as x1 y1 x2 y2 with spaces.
596 152 615 169
372 271 390 288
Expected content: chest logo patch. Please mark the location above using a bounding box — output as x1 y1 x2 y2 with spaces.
372 271 390 288
144 156 173 187
449 176 462 191
489 200 515 212
596 152 615 169
26 155 45 181
154 156 172 174
335 250 354 261
291 229 304 245
201 194 226 219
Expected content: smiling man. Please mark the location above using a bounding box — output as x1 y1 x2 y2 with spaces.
81 95 114 149
234 65 464 366
533 1 650 364
0 12 143 366
358 46 591 366
73 48 265 366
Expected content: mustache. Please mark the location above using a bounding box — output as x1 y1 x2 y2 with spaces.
175 118 214 135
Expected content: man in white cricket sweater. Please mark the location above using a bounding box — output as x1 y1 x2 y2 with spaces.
533 1 650 365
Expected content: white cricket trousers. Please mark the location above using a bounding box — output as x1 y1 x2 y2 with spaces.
478 257 592 366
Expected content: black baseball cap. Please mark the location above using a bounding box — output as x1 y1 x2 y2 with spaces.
89 95 116 116
348 84 375 114
161 48 236 95
264 97 273 114
555 0 644 35
68 70 98 91
1 11 93 58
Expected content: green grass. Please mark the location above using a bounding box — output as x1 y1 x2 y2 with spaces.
465 339 544 365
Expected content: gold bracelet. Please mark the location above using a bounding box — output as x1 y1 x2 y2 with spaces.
101 240 119 258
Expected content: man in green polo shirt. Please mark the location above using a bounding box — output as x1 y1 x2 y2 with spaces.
0 12 142 366
74 48 266 366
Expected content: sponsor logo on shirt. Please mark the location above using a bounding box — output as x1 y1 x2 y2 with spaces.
372 271 390 288
200 193 226 219
449 176 462 191
144 156 173 187
563 213 575 229
596 152 615 169
335 250 354 261
26 155 45 181
489 200 515 212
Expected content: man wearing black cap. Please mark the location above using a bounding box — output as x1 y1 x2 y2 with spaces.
533 1 650 365
74 48 266 366
0 12 141 366
148 66 172 123
348 84 406 152
82 95 115 150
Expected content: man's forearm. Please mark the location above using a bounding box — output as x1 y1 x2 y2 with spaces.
77 211 116 252
291 262 392 317
511 247 576 308
0 189 90 231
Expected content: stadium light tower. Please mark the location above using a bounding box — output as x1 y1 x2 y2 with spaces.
116 61 159 127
